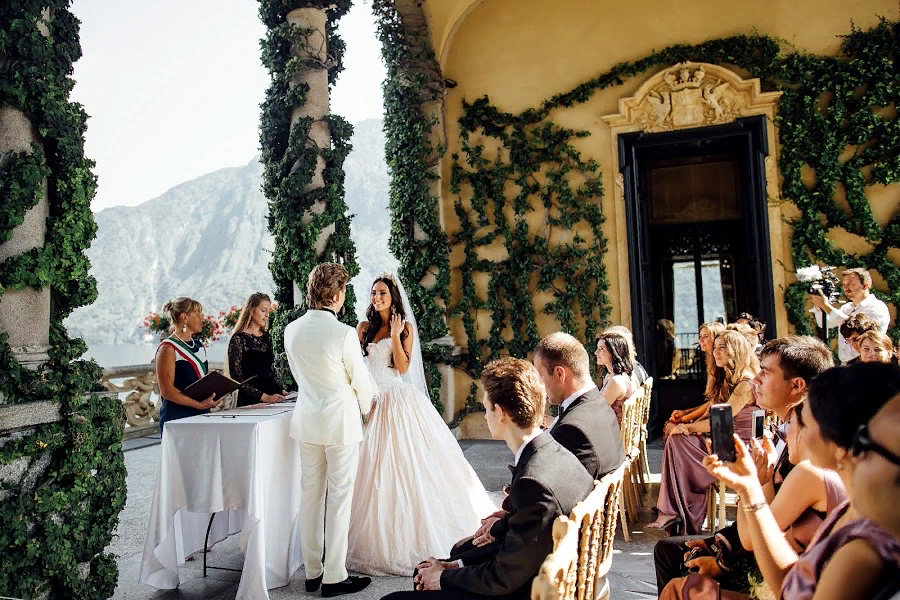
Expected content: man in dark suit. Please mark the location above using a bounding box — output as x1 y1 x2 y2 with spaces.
536 332 626 479
381 357 594 600
653 336 833 593
454 332 626 553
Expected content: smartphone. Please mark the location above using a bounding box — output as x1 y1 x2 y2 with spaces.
752 409 766 439
709 403 736 463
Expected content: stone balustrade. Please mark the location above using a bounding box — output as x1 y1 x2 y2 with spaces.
101 362 231 436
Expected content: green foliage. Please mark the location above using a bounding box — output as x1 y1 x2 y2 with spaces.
259 0 360 386
0 2 124 597
373 0 452 412
376 15 900 424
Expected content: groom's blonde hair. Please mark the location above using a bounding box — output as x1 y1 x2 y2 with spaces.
307 263 349 310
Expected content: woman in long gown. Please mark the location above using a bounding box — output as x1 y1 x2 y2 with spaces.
650 330 759 533
346 273 497 576
664 321 727 438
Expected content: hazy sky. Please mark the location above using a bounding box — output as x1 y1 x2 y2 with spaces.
70 0 385 211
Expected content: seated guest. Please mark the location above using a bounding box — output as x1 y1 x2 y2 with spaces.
536 332 625 478
858 330 897 365
704 362 900 600
381 358 594 600
727 322 762 354
659 401 847 599
604 325 649 386
854 396 900 600
838 313 880 365
455 333 625 557
595 331 636 424
226 292 285 406
654 336 833 594
666 322 727 436
156 297 219 431
650 331 759 533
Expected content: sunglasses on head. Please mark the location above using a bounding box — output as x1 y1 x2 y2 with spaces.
850 424 900 467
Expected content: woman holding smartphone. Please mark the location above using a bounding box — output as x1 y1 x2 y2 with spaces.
650 330 760 533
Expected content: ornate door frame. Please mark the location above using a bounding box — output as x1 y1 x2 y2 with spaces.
601 62 786 339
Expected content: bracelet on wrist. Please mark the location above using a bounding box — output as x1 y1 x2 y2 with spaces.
740 500 767 513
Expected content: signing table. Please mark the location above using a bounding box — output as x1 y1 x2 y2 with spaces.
140 405 304 600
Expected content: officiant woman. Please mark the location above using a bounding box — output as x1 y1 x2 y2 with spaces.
156 297 218 431
227 292 285 406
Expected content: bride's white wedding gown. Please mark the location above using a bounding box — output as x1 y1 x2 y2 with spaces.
346 337 497 576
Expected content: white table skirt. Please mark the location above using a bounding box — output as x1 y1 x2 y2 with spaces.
140 407 304 599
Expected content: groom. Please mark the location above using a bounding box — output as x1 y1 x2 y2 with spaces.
285 263 379 597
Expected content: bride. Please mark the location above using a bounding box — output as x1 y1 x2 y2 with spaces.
346 273 497 576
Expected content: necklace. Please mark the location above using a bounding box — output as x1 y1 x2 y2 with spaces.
173 333 196 347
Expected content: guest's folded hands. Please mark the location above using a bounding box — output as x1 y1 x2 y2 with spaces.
686 556 721 578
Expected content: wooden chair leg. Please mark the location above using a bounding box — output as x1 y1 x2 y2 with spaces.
617 486 631 542
706 486 716 531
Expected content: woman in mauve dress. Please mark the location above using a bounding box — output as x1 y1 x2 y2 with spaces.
659 401 848 599
665 321 727 438
704 362 900 600
650 330 759 533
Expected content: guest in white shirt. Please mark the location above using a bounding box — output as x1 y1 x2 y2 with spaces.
811 267 891 363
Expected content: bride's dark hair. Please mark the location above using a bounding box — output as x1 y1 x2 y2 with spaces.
361 276 409 368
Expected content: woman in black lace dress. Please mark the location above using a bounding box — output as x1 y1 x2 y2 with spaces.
226 292 285 406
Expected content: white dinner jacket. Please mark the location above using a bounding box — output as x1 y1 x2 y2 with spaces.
284 310 378 446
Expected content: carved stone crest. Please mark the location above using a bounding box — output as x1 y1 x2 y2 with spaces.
613 62 754 132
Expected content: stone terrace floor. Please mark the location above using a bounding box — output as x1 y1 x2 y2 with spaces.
111 435 674 599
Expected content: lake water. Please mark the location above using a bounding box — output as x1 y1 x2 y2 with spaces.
85 342 228 368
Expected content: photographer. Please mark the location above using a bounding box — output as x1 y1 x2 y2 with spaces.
811 268 890 363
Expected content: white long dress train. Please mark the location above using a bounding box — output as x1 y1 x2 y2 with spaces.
346 338 497 576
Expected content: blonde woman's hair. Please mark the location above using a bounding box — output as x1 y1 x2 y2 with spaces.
163 297 202 331
306 263 349 310
709 330 759 403
701 321 727 400
233 292 272 335
858 330 894 359
727 322 760 348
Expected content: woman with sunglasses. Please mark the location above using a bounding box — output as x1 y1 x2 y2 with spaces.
704 362 900 600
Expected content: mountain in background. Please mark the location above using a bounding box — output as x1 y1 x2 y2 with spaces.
65 118 397 344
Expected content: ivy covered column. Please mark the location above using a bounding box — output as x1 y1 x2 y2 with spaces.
0 14 51 369
259 0 359 385
286 6 333 304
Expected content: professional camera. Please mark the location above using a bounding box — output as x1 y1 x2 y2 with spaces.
796 265 842 304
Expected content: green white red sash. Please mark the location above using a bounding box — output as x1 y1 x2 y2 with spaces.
162 336 208 378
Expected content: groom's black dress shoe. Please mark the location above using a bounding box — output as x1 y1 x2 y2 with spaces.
305 574 323 592
321 576 372 597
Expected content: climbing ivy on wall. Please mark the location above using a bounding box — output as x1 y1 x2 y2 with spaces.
377 14 900 411
0 2 125 598
259 0 360 385
373 0 454 411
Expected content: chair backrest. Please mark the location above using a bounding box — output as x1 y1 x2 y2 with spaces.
640 377 654 429
530 464 626 600
569 463 626 600
619 392 641 454
530 515 580 600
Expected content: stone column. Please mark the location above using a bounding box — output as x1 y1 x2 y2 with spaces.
286 7 333 306
0 47 51 370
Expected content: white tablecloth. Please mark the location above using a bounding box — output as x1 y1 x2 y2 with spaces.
140 406 304 599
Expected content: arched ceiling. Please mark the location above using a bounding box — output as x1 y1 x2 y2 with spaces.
423 0 487 69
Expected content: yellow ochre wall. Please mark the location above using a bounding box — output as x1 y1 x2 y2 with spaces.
425 0 898 428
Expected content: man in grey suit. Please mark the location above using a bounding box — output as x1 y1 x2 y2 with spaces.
285 263 379 597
